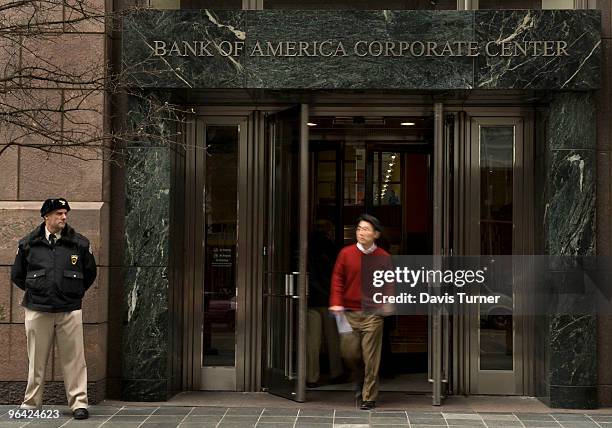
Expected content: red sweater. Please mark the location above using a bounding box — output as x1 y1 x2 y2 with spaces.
329 244 391 310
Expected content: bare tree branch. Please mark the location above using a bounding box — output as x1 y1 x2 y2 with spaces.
0 0 190 164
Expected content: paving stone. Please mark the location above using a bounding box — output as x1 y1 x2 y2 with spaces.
370 417 409 424
107 415 150 423
294 423 332 427
253 424 294 428
372 412 407 417
147 415 188 423
517 414 556 421
296 416 333 423
412 425 450 428
481 414 519 421
178 424 218 428
22 420 72 428
217 423 258 428
445 419 485 426
219 415 261 423
556 423 599 428
370 422 410 428
444 413 484 420
257 416 297 423
62 421 108 427
261 408 299 416
334 416 371 424
333 424 369 428
521 422 562 427
99 424 142 428
409 412 444 417
334 410 369 418
183 415 223 423
191 407 228 415
140 423 183 428
551 414 590 420
152 407 193 415
589 416 612 422
409 421 447 427
297 409 335 417
116 407 157 415
226 407 264 416
89 407 122 416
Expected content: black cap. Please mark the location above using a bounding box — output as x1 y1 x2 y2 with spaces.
356 214 383 232
40 198 71 217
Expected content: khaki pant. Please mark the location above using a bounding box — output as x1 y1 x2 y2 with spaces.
339 311 384 402
307 307 343 383
22 308 88 411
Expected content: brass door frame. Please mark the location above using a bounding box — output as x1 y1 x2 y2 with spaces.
455 108 536 396
179 98 537 397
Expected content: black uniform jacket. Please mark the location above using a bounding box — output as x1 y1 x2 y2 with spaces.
11 223 97 312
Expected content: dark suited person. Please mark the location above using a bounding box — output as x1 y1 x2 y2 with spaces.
11 198 97 420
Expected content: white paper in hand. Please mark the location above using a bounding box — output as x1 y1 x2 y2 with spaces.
335 312 353 334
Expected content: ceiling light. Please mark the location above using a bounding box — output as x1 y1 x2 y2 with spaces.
401 122 415 126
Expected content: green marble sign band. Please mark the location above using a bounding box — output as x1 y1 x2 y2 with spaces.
152 39 571 58
122 10 601 90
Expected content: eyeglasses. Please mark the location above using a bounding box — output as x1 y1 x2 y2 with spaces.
356 226 374 232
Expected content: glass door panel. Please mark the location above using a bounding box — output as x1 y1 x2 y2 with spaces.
479 126 514 372
203 125 239 368
195 118 245 391
264 105 308 402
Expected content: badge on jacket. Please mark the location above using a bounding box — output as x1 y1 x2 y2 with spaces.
71 255 78 265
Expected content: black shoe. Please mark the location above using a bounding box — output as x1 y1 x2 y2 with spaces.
360 400 375 410
73 408 89 420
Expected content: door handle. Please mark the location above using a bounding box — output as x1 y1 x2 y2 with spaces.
285 272 300 298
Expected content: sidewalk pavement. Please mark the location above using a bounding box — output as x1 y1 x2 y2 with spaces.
2 393 612 428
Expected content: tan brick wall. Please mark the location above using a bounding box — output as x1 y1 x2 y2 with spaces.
0 0 110 400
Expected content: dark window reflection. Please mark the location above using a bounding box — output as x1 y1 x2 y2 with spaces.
479 125 514 371
202 125 238 367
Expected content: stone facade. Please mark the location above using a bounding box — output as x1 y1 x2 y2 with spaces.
2 1 612 410
0 0 109 405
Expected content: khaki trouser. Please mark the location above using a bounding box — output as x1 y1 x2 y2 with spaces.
307 307 343 383
339 311 384 402
22 308 88 411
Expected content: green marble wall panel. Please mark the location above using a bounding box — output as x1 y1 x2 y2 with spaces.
475 11 601 89
122 96 173 401
539 92 597 409
124 147 170 267
243 10 473 89
123 10 246 89
122 10 601 90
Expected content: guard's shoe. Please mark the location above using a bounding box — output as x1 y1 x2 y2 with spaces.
360 400 376 410
73 408 89 420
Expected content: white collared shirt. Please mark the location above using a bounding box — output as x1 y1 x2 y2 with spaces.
356 242 377 255
45 227 61 243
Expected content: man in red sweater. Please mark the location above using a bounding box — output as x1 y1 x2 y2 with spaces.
329 214 391 410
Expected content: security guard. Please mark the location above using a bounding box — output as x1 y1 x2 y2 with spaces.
11 198 97 420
